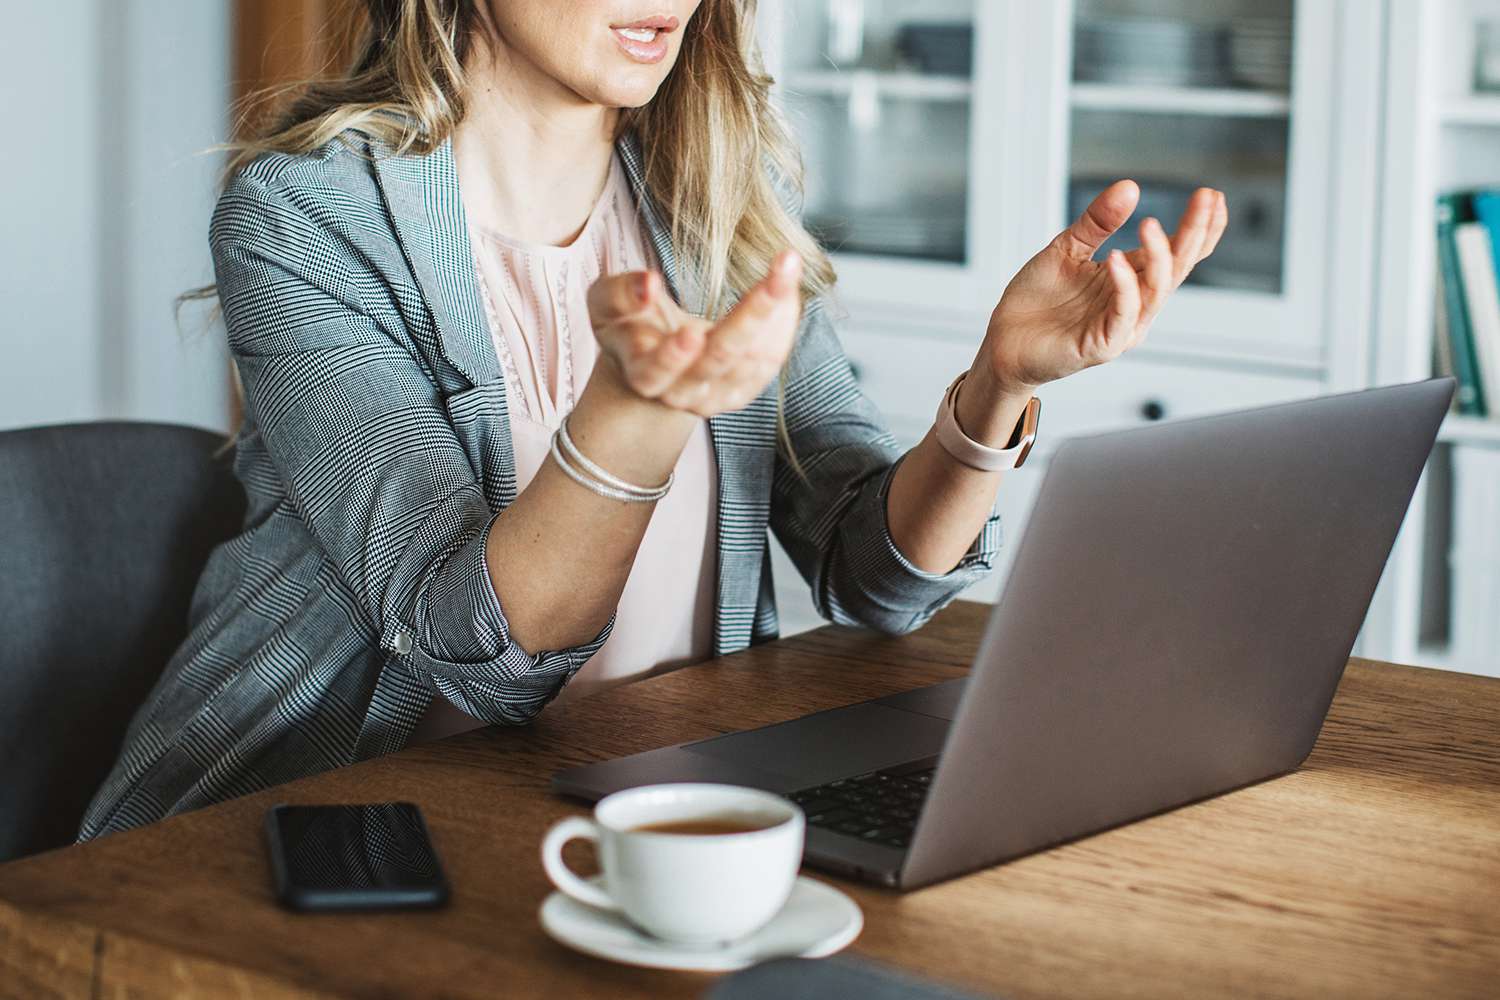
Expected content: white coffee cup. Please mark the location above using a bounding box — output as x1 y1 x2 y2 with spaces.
541 783 804 945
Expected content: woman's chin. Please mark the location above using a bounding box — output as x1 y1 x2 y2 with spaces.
580 73 673 111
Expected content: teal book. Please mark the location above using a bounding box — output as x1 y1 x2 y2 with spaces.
1436 193 1487 416
1474 189 1500 288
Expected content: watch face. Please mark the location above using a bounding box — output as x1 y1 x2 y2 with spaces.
1015 397 1041 468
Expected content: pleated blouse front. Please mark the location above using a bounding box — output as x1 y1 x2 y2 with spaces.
410 155 719 742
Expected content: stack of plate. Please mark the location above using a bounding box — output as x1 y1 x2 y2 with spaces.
1228 17 1293 92
1074 17 1231 88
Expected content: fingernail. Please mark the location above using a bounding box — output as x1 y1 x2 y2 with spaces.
636 272 653 303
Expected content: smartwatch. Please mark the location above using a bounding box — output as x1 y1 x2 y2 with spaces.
934 372 1041 471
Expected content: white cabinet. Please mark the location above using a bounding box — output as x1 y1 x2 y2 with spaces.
760 2 1494 672
764 0 1377 369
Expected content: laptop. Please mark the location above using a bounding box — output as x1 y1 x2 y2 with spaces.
553 378 1454 890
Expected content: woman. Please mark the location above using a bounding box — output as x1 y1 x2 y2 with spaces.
80 0 1225 838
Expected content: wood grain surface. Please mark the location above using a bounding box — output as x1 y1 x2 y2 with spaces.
1 601 1496 999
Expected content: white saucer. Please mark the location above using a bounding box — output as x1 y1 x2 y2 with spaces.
538 875 863 972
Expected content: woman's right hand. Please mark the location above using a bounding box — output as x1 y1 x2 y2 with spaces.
586 250 805 418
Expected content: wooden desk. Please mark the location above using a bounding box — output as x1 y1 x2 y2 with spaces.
2 602 1497 999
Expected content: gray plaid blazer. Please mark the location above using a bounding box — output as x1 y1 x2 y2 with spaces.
79 132 1000 839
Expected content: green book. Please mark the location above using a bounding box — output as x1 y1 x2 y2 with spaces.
1436 193 1487 416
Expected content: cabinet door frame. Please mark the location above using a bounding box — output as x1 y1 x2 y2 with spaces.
761 0 1028 320
1016 1 1362 370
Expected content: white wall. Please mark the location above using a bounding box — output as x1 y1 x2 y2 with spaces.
0 0 231 434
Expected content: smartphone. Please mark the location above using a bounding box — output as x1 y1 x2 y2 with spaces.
264 802 450 912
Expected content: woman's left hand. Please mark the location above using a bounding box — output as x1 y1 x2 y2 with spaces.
977 181 1228 400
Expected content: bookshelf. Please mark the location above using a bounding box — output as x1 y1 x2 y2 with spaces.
1370 0 1500 676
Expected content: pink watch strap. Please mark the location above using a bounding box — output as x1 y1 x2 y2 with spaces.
934 373 1040 472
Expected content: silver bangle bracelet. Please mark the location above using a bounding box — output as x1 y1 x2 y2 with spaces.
555 418 674 498
548 427 672 504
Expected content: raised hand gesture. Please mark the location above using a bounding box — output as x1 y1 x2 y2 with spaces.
980 182 1228 397
587 251 805 417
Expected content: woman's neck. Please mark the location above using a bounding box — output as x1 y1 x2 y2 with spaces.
453 32 619 246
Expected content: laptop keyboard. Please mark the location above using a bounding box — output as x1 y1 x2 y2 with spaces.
788 765 935 849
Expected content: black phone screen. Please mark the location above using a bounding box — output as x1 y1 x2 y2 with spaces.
264 802 449 911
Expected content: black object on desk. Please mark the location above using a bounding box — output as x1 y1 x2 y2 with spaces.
708 956 996 1000
265 802 449 912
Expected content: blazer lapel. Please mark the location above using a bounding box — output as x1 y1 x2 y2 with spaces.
617 134 774 655
371 137 499 387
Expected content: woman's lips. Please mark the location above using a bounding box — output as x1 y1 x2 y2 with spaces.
610 16 678 64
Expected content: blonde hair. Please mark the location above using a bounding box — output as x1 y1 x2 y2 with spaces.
228 0 835 317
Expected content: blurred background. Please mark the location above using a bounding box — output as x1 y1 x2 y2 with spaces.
2 0 1496 676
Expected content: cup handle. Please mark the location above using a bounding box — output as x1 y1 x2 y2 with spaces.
541 816 618 911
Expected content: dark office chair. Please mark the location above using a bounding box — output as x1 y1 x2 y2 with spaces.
0 422 245 861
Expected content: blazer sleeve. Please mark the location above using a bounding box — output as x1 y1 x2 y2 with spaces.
768 303 1001 635
211 172 609 725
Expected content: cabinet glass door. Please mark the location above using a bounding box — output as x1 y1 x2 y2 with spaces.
1069 0 1294 294
773 0 976 263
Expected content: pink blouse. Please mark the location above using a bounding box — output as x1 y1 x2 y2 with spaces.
410 156 718 743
